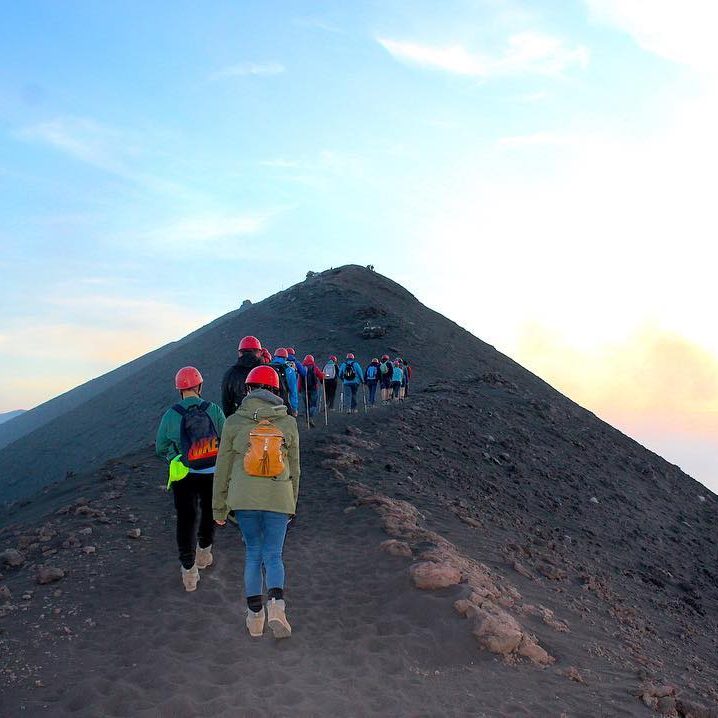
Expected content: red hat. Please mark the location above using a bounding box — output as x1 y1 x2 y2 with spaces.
286 347 296 356
303 354 315 365
238 335 261 352
246 365 280 389
346 353 355 359
381 354 389 361
274 347 288 358
175 366 203 390
329 355 337 362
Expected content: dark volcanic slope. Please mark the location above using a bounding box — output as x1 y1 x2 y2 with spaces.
0 265 548 506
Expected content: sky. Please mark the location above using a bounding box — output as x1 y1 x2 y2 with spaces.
1 1 717 492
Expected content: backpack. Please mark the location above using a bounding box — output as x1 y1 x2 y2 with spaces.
392 366 404 383
366 365 378 381
305 367 318 391
172 402 219 471
343 362 356 381
323 362 337 380
380 362 390 376
270 361 292 409
243 416 286 477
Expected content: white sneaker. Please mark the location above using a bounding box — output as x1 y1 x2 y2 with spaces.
196 545 213 569
246 607 265 637
267 598 292 638
181 564 200 592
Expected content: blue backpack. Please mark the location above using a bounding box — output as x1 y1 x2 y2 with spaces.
366 365 378 381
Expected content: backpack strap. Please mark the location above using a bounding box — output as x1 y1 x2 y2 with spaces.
198 401 209 411
172 404 188 416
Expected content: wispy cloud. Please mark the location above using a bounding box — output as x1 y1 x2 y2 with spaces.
210 62 285 80
585 0 717 74
293 17 343 34
143 213 269 246
377 32 589 78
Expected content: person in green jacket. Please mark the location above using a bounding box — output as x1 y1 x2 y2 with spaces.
156 366 225 592
213 365 300 639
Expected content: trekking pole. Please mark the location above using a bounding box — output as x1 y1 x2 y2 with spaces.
362 383 368 414
322 382 328 427
304 381 310 429
339 383 344 413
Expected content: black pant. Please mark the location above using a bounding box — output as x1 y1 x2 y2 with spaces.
172 475 215 569
325 378 338 408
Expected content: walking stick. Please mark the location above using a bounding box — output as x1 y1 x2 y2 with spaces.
322 382 328 427
339 383 344 413
304 377 310 429
362 383 368 414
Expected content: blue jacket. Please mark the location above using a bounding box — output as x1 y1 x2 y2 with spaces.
339 360 364 385
364 362 380 384
391 365 404 383
270 357 299 412
287 354 307 379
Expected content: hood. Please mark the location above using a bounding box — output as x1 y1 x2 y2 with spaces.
238 390 287 419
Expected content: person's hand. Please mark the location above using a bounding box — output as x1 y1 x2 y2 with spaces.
215 519 226 526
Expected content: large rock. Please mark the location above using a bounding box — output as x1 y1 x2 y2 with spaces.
0 549 25 567
409 561 461 589
36 566 65 585
380 540 412 558
473 611 523 655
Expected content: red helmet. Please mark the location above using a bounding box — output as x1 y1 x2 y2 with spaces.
346 353 355 359
303 354 315 365
246 365 280 389
238 335 261 352
175 366 203 390
274 347 288 358
260 348 272 364
329 355 337 362
286 347 296 356
381 354 389 361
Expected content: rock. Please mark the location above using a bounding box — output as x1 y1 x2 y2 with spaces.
78 528 93 536
539 563 567 581
0 585 12 601
454 599 480 618
457 514 482 528
36 566 65 585
517 635 554 666
560 666 587 685
656 696 678 716
82 546 96 555
409 561 461 589
62 536 81 549
0 549 25 567
380 540 412 558
512 561 535 580
590 497 599 504
127 528 141 539
474 611 523 655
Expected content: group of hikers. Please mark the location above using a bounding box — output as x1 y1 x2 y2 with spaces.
155 335 413 640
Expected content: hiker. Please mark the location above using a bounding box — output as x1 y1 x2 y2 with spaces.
213 365 300 639
298 354 325 427
260 348 272 364
403 360 413 398
156 366 225 592
391 360 404 400
322 355 339 410
364 358 381 406
221 335 264 417
339 353 364 414
270 348 299 417
286 347 307 381
379 354 393 404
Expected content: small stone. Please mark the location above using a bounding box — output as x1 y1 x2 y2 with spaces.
589 497 599 504
127 529 141 539
36 566 65 585
698 495 706 502
380 540 412 558
82 546 96 555
78 528 93 536
0 585 12 601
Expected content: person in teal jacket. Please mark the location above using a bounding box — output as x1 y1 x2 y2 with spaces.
156 366 225 592
338 353 364 413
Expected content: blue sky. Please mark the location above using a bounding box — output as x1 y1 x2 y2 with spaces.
2 1 717 489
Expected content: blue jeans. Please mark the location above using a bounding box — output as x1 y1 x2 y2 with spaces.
343 383 359 410
367 382 378 405
235 510 289 597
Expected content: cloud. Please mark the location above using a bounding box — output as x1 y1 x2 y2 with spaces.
143 213 268 245
585 0 718 73
293 17 343 33
210 62 285 80
377 32 589 78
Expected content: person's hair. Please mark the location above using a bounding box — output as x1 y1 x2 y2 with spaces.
247 383 279 396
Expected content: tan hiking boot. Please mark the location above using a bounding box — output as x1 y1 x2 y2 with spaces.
181 564 200 592
196 545 213 569
267 598 292 638
246 608 266 637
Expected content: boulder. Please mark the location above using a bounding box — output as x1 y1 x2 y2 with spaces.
380 540 412 558
0 549 25 567
473 611 523 655
36 566 65 585
409 561 461 590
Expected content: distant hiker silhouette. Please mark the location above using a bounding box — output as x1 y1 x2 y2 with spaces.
298 354 325 428
221 335 264 416
379 354 392 404
323 355 339 410
155 366 225 592
364 358 381 407
213 365 300 639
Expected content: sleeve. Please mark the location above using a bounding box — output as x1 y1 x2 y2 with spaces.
315 366 325 382
338 362 345 379
212 420 236 521
287 420 301 505
155 411 178 463
221 368 234 417
356 363 364 383
287 369 299 411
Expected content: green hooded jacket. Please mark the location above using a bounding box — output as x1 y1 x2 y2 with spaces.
212 389 300 519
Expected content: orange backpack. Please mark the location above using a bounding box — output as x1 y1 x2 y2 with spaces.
243 418 286 477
